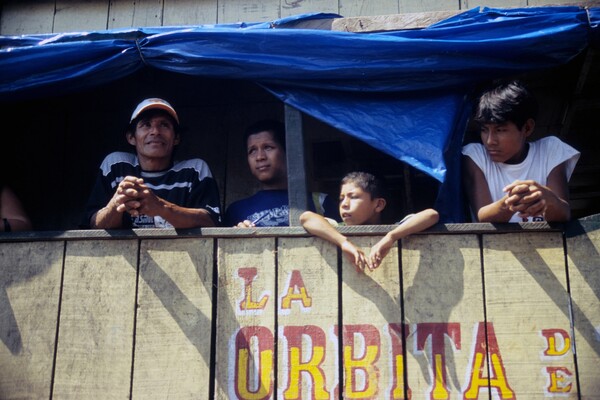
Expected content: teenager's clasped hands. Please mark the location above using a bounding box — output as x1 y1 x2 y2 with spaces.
503 179 556 220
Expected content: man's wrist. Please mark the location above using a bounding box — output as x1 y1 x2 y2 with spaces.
106 199 122 214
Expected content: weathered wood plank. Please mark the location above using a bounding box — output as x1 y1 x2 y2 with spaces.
566 225 600 398
339 0 399 18
332 9 461 31
218 0 280 24
0 1 55 35
54 1 109 32
527 0 596 5
53 240 138 399
277 237 339 398
215 238 276 399
0 241 63 399
132 238 214 399
280 0 339 18
163 0 218 26
463 0 526 8
399 0 459 13
341 236 403 399
482 232 577 398
108 0 163 29
332 1 596 32
403 234 484 399
461 0 527 10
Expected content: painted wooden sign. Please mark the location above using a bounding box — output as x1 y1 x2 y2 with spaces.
0 226 599 399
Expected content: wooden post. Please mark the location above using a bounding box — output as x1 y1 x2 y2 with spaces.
284 105 308 226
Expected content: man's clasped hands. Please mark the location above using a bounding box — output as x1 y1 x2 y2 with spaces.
111 176 163 217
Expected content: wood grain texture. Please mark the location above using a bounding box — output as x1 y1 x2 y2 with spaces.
53 240 138 399
403 234 483 399
280 0 339 18
463 0 526 8
132 238 214 399
399 0 459 13
339 0 399 18
332 10 461 31
54 1 109 32
341 236 402 399
566 225 600 398
215 238 276 399
483 232 577 399
0 227 599 399
108 0 164 29
218 0 280 23
163 0 218 26
0 241 63 400
277 236 339 399
0 1 54 35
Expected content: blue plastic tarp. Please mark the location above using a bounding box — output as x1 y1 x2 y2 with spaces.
0 6 597 221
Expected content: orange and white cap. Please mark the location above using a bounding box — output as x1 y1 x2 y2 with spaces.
130 98 179 124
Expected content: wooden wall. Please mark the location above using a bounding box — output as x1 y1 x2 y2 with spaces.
0 221 598 399
0 0 589 35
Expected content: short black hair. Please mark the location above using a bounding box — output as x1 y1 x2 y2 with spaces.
243 119 286 150
474 80 538 130
341 171 387 200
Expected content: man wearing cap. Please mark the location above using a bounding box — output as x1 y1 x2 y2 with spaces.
83 98 221 229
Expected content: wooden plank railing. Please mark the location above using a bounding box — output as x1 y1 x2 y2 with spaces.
0 220 598 399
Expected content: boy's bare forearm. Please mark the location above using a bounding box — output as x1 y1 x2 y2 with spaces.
477 196 514 222
387 208 439 241
540 192 571 222
299 211 347 246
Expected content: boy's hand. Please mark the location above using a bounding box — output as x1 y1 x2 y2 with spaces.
369 234 394 269
341 240 371 273
503 180 549 218
235 220 256 228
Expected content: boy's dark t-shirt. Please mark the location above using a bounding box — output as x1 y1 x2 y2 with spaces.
224 190 338 227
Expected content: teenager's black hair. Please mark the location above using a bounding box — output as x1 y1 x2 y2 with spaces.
474 80 538 130
243 119 286 150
